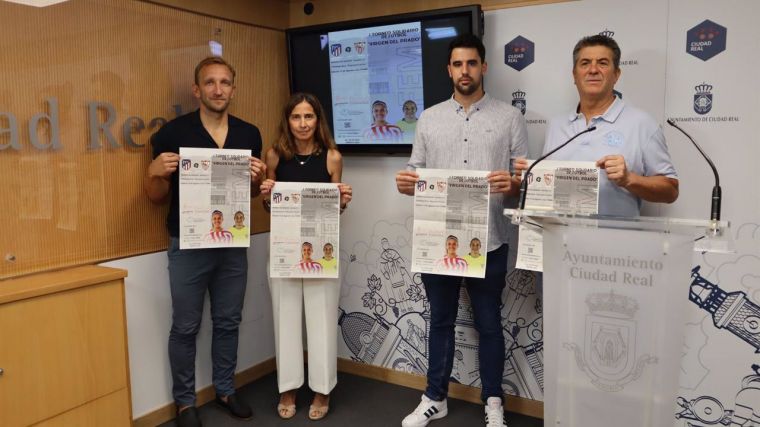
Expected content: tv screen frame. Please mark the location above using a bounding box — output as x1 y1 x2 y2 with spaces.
286 5 484 154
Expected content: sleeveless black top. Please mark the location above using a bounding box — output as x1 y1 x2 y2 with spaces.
275 148 331 183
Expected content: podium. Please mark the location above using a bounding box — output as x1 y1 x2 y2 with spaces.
505 209 730 427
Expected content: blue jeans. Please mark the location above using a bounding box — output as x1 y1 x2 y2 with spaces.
167 237 248 407
422 244 508 403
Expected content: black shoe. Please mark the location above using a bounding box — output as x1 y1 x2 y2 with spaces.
176 406 202 427
215 393 253 420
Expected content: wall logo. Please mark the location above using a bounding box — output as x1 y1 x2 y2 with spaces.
598 28 615 38
598 28 639 66
504 36 534 71
693 83 713 115
330 43 342 57
511 90 526 115
597 28 638 66
686 19 727 61
670 83 739 124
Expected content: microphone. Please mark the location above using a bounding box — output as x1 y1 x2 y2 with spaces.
518 126 597 210
666 119 722 227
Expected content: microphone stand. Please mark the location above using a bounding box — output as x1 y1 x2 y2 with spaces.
666 119 722 236
517 126 597 211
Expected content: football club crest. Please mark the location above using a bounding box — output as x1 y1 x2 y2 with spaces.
564 291 656 392
416 180 427 193
272 193 282 204
331 43 342 57
201 160 210 170
181 159 191 171
511 90 526 115
694 83 713 115
354 41 366 54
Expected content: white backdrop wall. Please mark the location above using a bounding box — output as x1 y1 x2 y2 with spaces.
114 1 759 422
335 0 760 425
102 234 274 418
663 1 760 425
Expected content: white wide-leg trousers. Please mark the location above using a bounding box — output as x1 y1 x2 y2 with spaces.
268 273 340 395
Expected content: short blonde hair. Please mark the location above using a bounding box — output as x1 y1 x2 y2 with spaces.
194 56 236 85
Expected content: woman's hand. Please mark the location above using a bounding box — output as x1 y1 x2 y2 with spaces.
338 183 352 210
260 179 275 196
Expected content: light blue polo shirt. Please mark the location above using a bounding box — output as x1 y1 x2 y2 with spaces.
543 97 677 217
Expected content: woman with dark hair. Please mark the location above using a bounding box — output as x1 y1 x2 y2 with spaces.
260 92 352 421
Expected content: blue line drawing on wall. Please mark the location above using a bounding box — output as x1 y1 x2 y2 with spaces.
690 266 760 353
676 394 733 426
675 364 760 426
680 319 711 390
502 268 544 399
340 229 545 400
564 291 657 392
377 237 427 317
733 364 760 426
338 307 428 375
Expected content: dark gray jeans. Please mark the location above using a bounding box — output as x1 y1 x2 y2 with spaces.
167 237 248 407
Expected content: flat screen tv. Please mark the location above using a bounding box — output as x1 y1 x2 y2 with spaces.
286 5 483 153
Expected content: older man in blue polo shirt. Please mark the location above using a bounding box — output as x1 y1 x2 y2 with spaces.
541 35 678 216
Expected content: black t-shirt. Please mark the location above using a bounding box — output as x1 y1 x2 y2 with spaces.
151 109 263 237
274 148 331 183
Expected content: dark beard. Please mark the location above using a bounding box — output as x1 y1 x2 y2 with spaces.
455 79 480 96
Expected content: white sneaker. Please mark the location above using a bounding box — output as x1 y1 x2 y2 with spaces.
485 397 508 427
401 394 448 427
